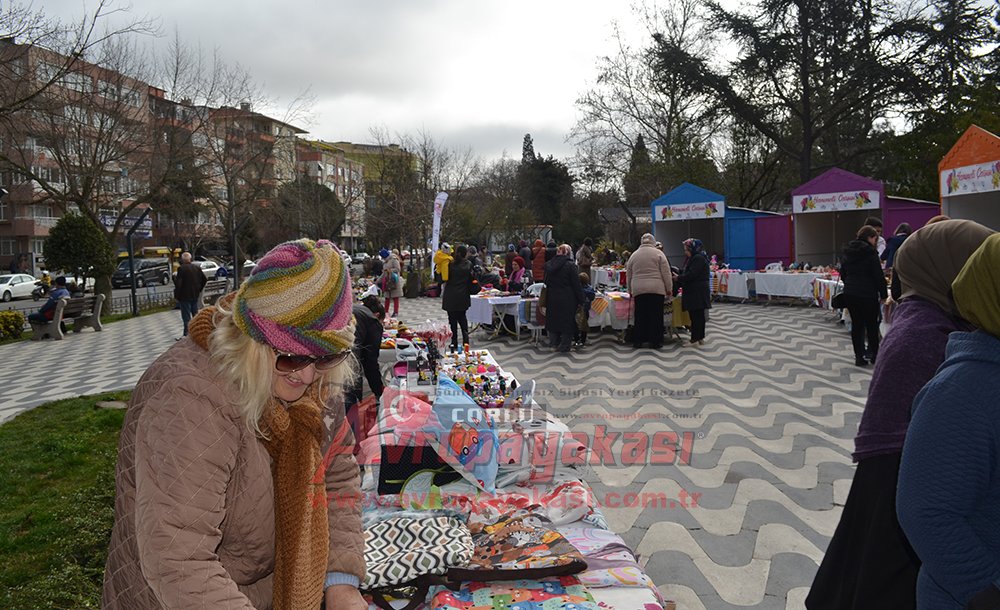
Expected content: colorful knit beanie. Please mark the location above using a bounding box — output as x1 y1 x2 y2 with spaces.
233 239 355 356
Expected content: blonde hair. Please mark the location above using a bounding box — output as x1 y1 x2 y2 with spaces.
209 301 358 437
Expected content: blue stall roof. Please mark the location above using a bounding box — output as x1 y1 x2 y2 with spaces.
651 182 725 206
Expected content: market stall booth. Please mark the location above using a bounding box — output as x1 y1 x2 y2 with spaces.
755 214 794 270
939 124 1000 230
791 168 885 266
651 183 726 263
724 207 786 271
883 196 941 234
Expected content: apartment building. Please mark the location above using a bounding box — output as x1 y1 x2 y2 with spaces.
296 139 366 252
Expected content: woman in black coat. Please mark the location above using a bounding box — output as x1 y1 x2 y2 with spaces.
543 244 585 352
345 296 385 418
442 245 476 352
840 225 888 366
673 238 711 346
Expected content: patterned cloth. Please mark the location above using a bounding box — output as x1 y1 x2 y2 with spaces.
429 575 599 610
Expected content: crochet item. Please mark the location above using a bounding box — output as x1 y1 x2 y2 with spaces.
233 239 355 356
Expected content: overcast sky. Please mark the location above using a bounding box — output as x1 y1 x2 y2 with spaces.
42 1 663 163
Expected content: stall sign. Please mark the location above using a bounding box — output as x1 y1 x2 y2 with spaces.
792 190 879 214
940 160 1000 197
654 200 725 221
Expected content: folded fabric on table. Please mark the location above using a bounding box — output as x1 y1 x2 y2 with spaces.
429 575 600 610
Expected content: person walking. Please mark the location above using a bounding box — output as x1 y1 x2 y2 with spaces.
442 245 475 352
381 249 403 318
518 240 532 266
806 219 995 610
840 226 887 366
576 237 594 286
543 244 584 353
627 233 673 349
103 239 366 610
346 295 386 414
897 233 1000 610
544 240 557 263
531 239 546 282
672 238 711 346
173 252 207 339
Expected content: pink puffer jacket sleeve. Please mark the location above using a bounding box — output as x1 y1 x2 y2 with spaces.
134 378 256 608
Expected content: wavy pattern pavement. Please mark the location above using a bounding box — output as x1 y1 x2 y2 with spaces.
0 297 865 608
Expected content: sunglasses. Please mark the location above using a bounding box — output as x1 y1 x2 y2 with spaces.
272 348 350 373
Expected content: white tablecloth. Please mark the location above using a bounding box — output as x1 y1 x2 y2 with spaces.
468 294 521 326
751 272 824 299
711 271 751 300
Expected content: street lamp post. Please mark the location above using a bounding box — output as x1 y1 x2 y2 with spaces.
126 206 153 317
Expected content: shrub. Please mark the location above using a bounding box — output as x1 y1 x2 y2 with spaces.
0 310 25 340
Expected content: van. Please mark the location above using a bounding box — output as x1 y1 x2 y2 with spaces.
111 258 171 288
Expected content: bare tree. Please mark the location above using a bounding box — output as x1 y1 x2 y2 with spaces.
570 0 720 193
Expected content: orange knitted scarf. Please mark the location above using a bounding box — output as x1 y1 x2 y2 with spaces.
189 306 330 610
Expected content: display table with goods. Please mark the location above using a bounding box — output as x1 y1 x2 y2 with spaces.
590 266 627 290
749 270 831 300
709 270 751 301
354 346 671 610
588 291 633 331
468 290 522 338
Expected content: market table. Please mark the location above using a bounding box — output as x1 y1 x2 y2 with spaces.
751 271 825 300
591 266 626 289
710 270 751 301
359 348 670 610
468 294 522 337
812 277 843 310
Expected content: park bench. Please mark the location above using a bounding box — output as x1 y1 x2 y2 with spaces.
30 293 106 340
201 278 230 306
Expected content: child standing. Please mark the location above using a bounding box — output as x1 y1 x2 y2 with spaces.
575 272 596 348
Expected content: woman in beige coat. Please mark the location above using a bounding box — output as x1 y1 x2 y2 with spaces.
626 233 673 349
103 239 366 610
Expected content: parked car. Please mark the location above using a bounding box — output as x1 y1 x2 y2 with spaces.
111 258 171 288
193 260 221 279
352 252 370 263
224 260 257 278
0 273 37 301
341 252 353 266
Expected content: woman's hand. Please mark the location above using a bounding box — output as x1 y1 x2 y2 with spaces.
325 585 367 610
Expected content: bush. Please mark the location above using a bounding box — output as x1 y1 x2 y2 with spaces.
0 310 25 340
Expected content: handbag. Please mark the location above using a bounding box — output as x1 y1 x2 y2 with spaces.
446 506 587 582
831 291 846 310
363 515 473 610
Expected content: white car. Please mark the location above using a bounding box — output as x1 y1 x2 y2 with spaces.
341 252 352 266
0 273 38 301
194 260 221 279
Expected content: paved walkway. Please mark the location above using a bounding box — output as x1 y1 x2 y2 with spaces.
0 297 867 609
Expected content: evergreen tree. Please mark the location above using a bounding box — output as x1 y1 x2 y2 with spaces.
44 212 116 297
521 134 536 164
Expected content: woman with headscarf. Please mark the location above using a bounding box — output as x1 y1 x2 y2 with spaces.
531 239 546 282
806 220 995 610
897 233 1000 610
103 239 366 610
543 244 585 352
508 256 527 294
672 238 711 346
576 237 594 284
504 244 517 276
840 226 888 366
626 233 672 349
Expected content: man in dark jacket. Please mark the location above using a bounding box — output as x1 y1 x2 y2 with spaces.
543 244 585 352
840 226 888 365
442 245 476 352
173 252 207 338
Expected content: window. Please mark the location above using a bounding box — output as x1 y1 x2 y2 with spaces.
29 203 52 218
0 198 7 220
62 71 91 93
0 238 14 256
31 238 45 255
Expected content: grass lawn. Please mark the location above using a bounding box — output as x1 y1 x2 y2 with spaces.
0 392 128 609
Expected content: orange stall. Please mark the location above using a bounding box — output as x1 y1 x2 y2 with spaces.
939 125 1000 230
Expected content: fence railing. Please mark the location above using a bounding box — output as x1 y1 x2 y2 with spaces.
108 291 176 315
